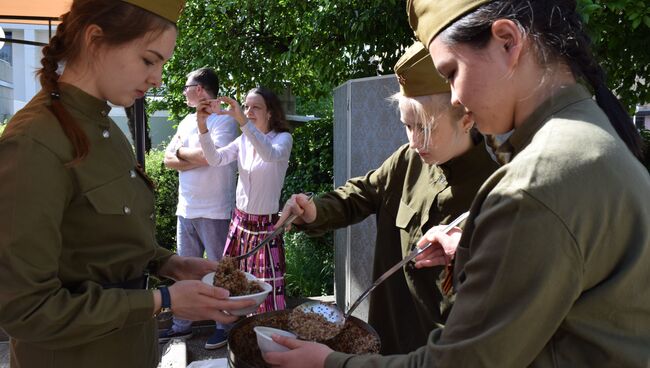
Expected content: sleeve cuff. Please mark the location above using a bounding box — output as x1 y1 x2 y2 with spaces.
294 199 329 235
325 351 355 368
149 246 175 276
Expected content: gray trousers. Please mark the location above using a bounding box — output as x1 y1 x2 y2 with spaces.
171 216 229 332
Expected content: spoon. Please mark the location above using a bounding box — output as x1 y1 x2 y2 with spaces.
290 211 470 341
232 192 314 261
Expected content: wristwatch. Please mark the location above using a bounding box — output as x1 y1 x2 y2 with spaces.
156 286 173 321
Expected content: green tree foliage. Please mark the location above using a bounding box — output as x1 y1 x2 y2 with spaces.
145 149 179 251
284 231 334 297
577 0 650 112
152 0 648 119
149 0 412 121
281 115 335 297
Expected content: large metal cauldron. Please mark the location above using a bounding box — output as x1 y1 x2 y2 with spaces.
227 309 380 368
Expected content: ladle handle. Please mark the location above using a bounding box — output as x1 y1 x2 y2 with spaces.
232 192 315 261
344 211 470 319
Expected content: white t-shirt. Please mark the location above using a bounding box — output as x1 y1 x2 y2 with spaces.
166 113 238 219
199 121 292 215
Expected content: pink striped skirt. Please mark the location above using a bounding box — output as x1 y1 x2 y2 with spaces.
223 208 286 313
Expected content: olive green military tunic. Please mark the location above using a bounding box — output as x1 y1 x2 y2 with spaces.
0 84 174 368
325 85 650 367
300 139 497 354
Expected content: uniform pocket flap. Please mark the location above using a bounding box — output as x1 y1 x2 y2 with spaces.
395 200 416 229
85 176 135 215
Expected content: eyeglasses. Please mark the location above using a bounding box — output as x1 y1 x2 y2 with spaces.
183 84 198 92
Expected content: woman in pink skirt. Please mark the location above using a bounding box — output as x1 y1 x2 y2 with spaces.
197 87 292 316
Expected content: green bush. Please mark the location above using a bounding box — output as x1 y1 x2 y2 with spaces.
0 117 8 135
284 231 334 297
145 149 179 251
282 115 335 297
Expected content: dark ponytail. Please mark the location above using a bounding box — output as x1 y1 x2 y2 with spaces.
559 7 644 160
439 1 644 161
37 14 90 167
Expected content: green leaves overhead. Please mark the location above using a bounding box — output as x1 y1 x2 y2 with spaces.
577 0 650 112
153 0 649 120
152 0 413 120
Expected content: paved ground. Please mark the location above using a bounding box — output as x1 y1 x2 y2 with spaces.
164 322 228 364
1 329 8 368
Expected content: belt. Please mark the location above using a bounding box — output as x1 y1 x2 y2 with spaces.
101 274 149 289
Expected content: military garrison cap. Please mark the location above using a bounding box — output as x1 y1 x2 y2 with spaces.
407 0 491 47
394 41 449 97
122 0 185 24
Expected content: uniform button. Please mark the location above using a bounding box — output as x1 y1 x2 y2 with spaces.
149 213 155 220
130 169 137 178
100 110 108 117
123 206 131 215
102 130 110 138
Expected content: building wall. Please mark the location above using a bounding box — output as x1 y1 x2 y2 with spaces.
111 109 177 149
332 74 407 321
636 104 650 130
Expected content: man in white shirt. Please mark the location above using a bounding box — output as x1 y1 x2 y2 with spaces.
160 68 237 347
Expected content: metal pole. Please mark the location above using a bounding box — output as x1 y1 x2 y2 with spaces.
0 38 46 47
134 98 146 169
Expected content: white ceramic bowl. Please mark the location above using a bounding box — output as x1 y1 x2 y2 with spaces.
201 271 272 316
254 326 296 354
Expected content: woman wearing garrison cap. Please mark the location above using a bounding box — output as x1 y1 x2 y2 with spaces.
0 1 254 367
276 41 496 355
265 1 650 367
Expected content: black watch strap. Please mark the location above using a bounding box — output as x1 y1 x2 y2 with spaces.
159 286 171 309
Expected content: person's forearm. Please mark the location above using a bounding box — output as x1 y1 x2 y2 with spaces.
158 255 183 281
176 147 209 166
164 150 206 170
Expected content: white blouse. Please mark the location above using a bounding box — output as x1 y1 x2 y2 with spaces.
199 121 292 215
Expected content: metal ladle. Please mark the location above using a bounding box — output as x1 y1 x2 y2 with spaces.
232 192 314 261
291 211 470 341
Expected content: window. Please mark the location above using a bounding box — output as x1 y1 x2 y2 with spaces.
0 31 13 65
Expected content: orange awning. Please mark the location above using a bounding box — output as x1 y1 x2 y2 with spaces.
0 1 71 24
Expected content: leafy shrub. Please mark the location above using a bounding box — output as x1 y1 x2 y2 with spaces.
145 149 179 251
0 117 8 135
281 115 335 297
284 231 334 297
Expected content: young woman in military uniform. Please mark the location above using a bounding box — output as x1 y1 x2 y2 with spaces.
265 1 650 367
0 1 253 367
275 41 497 355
